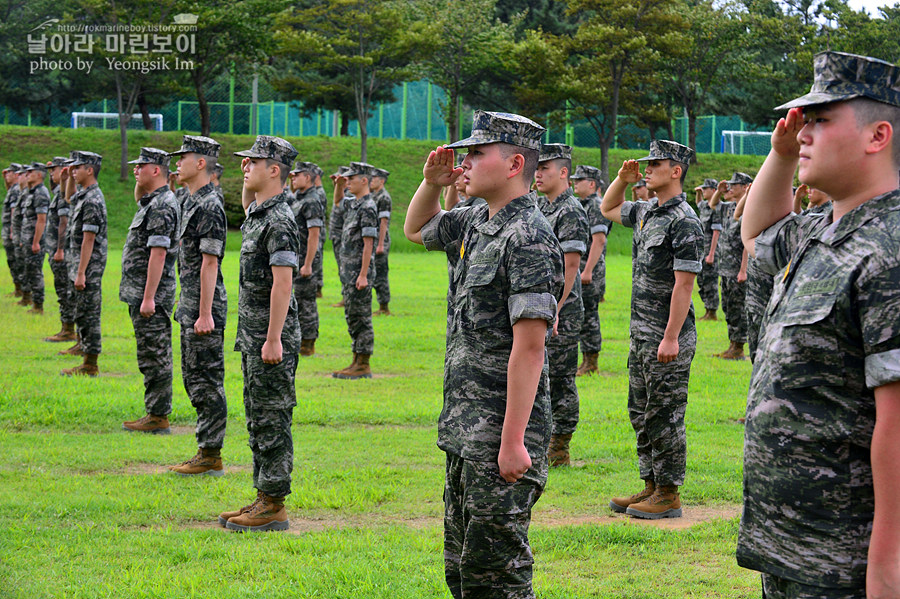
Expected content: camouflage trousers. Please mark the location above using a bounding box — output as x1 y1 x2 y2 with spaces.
49 256 75 323
181 327 227 449
331 240 342 281
627 336 695 487
241 352 298 497
315 235 324 290
22 248 45 304
444 453 547 599
3 240 21 286
720 276 747 344
760 574 864 599
579 273 603 354
73 280 102 354
549 306 582 435
745 260 774 364
341 280 374 354
128 305 173 417
293 273 319 341
374 249 390 305
697 259 720 311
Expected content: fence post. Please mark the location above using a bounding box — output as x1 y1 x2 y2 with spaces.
378 103 384 139
299 106 304 137
316 109 321 136
250 73 259 135
401 82 408 140
228 71 235 134
565 101 574 146
710 115 716 154
426 82 433 141
177 101 182 131
103 99 108 130
457 97 463 142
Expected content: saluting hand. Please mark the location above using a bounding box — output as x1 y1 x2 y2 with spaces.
772 107 804 158
617 160 642 185
423 147 462 187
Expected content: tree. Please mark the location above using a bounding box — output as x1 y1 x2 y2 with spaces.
276 0 428 162
409 0 521 142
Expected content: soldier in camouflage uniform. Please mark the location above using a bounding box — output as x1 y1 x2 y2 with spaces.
370 167 393 315
2 164 23 297
288 161 324 356
311 165 327 296
18 162 51 313
694 178 722 321
11 167 28 303
602 140 703 519
332 162 378 380
737 51 900 599
534 144 589 467
570 164 613 377
61 151 107 377
43 157 78 341
328 165 351 308
406 111 564 599
709 172 753 359
165 136 230 475
119 148 181 434
217 136 301 533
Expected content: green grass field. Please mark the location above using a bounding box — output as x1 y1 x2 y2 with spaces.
0 238 759 598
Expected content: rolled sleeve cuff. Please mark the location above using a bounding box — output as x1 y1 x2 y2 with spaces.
307 218 324 229
361 226 378 239
508 292 557 327
147 235 171 248
560 240 586 255
58 208 69 216
36 207 49 214
866 349 900 388
620 202 636 228
421 212 445 252
674 258 702 273
711 224 723 231
591 225 608 235
270 250 299 267
199 238 224 256
82 224 99 233
378 211 391 220
755 214 794 277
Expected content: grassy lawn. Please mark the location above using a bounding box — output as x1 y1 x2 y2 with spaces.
0 237 758 598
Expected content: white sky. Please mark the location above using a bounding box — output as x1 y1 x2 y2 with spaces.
846 0 896 16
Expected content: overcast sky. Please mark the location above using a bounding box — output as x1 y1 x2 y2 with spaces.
845 0 895 15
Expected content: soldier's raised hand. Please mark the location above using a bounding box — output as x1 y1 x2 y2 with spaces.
617 160 642 185
423 147 462 187
772 107 803 158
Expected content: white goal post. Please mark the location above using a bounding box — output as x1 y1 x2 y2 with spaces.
71 111 164 131
720 130 771 156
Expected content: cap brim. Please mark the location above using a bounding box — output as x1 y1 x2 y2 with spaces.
233 150 267 158
444 136 499 150
775 91 861 111
635 155 657 162
167 149 190 156
127 158 162 165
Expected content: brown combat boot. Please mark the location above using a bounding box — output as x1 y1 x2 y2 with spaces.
698 309 718 321
45 322 77 343
7 283 23 298
715 341 737 359
625 485 682 519
225 493 289 532
60 353 98 377
334 353 372 380
576 352 599 377
316 287 323 298
299 338 316 357
609 480 656 513
374 303 390 316
723 342 745 360
169 447 224 477
331 299 345 308
218 490 263 527
332 352 357 377
17 292 32 307
27 302 43 315
58 341 84 356
548 433 573 467
122 413 170 435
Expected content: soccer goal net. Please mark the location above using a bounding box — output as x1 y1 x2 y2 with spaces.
720 130 771 156
71 112 164 131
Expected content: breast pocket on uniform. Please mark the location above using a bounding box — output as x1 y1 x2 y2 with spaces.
462 256 506 330
129 212 145 230
777 294 845 389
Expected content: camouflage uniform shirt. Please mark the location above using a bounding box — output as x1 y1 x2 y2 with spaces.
422 191 564 461
20 183 51 250
66 183 107 282
698 200 722 254
338 193 378 280
373 188 392 248
737 190 900 588
538 189 589 312
2 184 20 243
620 193 704 343
235 191 301 353
46 185 68 253
716 201 743 277
175 182 228 329
119 185 181 311
288 187 325 264
578 192 613 277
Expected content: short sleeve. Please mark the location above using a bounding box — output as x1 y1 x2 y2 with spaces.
754 213 805 277
197 202 227 257
671 215 704 273
422 207 470 253
360 202 378 238
145 203 178 248
859 263 900 388
266 220 300 268
81 199 103 232
556 207 588 256
620 201 647 229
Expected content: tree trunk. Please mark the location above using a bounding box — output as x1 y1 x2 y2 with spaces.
340 112 350 137
115 74 131 181
359 112 368 163
688 108 698 164
447 90 460 143
138 91 153 130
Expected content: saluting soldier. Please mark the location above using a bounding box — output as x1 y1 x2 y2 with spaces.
370 167 393 315
694 178 721 321
2 164 23 297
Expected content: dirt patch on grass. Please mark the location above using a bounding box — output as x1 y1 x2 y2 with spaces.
122 462 251 476
313 371 401 379
535 504 741 530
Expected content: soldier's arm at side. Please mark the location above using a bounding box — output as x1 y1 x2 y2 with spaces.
706 229 720 264
262 265 293 364
32 213 46 253
867 379 900 597
376 217 388 254
301 227 319 277
658 270 696 363
194 252 218 334
140 246 167 317
75 231 95 290
54 214 67 262
582 232 606 283
499 317 547 483
557 252 581 322
357 236 373 290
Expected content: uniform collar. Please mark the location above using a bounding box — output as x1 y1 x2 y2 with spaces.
539 188 574 214
648 192 687 213
192 182 216 199
813 188 900 246
249 190 288 216
475 191 537 236
139 184 170 206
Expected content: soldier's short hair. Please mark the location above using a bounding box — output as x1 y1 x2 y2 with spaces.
497 143 539 183
265 159 290 185
849 97 900 167
203 156 218 175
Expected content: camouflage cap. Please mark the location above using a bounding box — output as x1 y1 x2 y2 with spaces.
569 164 603 184
636 140 695 165
212 163 224 177
345 162 375 178
169 135 221 158
776 51 900 111
49 156 69 168
726 171 753 185
539 143 572 163
312 164 324 178
633 179 647 188
289 160 317 175
445 110 545 151
1 164 14 173
331 165 352 178
25 161 48 172
701 178 718 189
371 167 390 180
233 135 298 167
67 151 102 168
128 147 171 168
